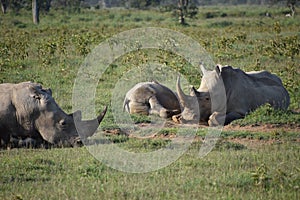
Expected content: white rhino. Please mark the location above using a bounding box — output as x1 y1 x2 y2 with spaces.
0 82 107 148
175 65 290 126
123 81 181 118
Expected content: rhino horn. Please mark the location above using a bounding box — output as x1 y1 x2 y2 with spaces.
97 106 107 123
75 106 108 139
200 63 207 75
176 75 188 106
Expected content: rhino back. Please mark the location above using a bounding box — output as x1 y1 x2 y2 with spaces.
221 67 290 113
246 70 283 85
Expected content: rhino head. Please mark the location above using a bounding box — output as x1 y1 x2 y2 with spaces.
176 76 211 124
12 82 107 147
175 65 226 124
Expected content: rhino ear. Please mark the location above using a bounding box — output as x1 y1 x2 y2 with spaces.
215 65 221 76
43 88 52 96
28 85 42 100
190 86 198 96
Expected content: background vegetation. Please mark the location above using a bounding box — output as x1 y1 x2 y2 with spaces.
0 3 299 199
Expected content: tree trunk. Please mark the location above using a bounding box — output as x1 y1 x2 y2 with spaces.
32 0 39 24
178 0 188 25
178 0 184 24
289 3 295 17
0 0 7 14
45 0 52 12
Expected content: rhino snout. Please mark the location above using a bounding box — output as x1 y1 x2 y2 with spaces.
71 136 83 147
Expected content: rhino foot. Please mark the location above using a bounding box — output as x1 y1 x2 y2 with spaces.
208 112 226 127
159 109 181 118
172 114 180 123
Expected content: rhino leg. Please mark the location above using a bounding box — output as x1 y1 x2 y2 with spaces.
159 109 175 118
172 113 184 123
149 96 164 117
9 135 49 148
18 138 37 148
208 112 225 126
129 102 149 115
0 132 10 148
162 109 181 118
224 112 244 125
208 111 244 126
148 96 178 118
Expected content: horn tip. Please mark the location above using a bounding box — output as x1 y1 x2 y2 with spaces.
97 106 108 123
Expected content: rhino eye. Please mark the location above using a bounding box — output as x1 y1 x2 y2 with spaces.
59 119 67 126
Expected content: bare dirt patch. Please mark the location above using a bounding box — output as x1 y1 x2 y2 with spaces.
222 123 300 148
103 121 299 137
223 123 300 133
102 121 300 148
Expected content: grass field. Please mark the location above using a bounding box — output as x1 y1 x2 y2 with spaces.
0 5 299 199
0 139 299 199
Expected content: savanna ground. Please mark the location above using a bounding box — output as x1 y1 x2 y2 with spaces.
0 5 300 199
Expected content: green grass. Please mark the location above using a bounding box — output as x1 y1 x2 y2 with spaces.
1 6 299 112
221 129 299 141
0 141 299 199
232 104 300 126
0 5 299 199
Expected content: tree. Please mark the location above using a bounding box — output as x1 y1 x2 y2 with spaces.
287 0 296 16
42 0 52 12
32 0 39 24
178 0 188 24
0 0 7 14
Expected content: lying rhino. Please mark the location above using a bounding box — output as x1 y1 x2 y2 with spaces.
175 65 290 126
123 81 181 118
0 82 107 148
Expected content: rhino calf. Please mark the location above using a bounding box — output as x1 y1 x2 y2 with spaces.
0 81 107 148
176 65 290 126
123 81 181 118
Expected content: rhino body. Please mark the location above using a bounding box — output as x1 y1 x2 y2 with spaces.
0 82 107 148
176 65 290 126
123 81 181 118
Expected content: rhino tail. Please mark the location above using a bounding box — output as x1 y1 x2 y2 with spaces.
123 98 130 113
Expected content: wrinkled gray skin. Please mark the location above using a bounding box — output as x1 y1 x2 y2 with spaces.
176 65 290 126
123 81 181 118
0 82 107 148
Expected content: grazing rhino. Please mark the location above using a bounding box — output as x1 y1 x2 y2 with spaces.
123 81 181 118
0 82 107 148
175 65 290 126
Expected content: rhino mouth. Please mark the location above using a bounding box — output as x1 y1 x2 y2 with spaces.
71 136 83 147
